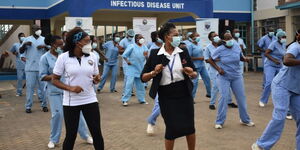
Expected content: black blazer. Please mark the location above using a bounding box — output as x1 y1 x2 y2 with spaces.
141 47 196 99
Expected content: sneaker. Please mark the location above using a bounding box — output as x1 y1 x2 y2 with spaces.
146 124 155 135
97 89 101 93
206 94 211 98
286 114 293 120
209 105 216 110
48 141 55 149
259 101 265 107
228 103 238 108
86 136 93 144
251 143 263 150
42 107 49 112
131 93 135 96
240 120 255 127
215 124 223 129
25 109 32 113
111 90 118 93
16 94 22 97
122 101 128 106
140 101 149 105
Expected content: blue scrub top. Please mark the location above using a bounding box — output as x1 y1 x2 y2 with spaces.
21 35 47 72
120 37 135 67
122 43 148 78
39 51 63 95
189 42 205 68
273 42 300 94
103 41 119 66
212 43 243 80
10 42 25 70
149 43 161 51
265 40 286 68
204 44 218 74
257 35 277 51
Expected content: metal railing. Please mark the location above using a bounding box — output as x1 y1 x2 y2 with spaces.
0 24 13 41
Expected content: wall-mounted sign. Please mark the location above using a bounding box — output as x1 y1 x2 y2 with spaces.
65 17 95 35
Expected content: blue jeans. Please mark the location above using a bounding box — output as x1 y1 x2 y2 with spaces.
147 95 160 125
48 93 90 143
192 66 211 98
16 69 25 95
256 83 300 150
259 65 281 104
25 71 47 109
98 64 118 92
216 75 251 125
121 76 145 102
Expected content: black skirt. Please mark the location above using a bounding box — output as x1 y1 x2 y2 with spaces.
158 80 195 140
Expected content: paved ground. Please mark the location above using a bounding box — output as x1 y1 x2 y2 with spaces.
0 72 297 150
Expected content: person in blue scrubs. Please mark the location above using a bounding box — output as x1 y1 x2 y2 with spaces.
121 34 148 106
257 27 277 88
40 35 93 149
233 29 247 74
211 32 254 129
119 29 135 96
252 30 300 150
10 33 26 96
188 32 211 99
204 31 237 110
19 25 48 113
258 31 287 107
97 33 121 93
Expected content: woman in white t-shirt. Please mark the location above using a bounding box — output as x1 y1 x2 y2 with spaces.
52 27 104 150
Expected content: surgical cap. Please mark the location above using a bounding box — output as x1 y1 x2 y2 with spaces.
127 29 135 37
276 31 286 38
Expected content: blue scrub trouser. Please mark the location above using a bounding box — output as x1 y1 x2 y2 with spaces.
48 93 90 143
98 64 118 92
192 66 211 98
25 71 47 109
256 83 300 150
16 69 25 95
259 65 280 104
209 71 233 105
216 75 251 125
262 53 266 88
121 76 145 102
147 95 160 125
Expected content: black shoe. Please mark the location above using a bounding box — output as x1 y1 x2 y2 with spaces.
209 105 216 110
131 93 135 96
206 94 211 98
111 90 118 93
97 89 101 93
42 107 48 112
228 103 238 108
25 109 32 113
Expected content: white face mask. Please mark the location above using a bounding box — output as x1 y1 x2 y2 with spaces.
139 38 145 45
92 43 98 49
81 43 92 54
20 37 25 42
35 30 42 36
213 36 221 43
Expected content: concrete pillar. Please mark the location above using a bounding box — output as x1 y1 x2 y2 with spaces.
285 13 294 43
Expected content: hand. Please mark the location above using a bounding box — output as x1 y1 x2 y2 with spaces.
104 57 108 62
217 68 225 75
143 51 148 57
274 60 281 65
37 45 46 49
69 86 83 93
127 61 132 65
21 57 26 62
93 75 101 84
244 57 250 63
25 42 32 46
182 67 194 76
154 64 164 74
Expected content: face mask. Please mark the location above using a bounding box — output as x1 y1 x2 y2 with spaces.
139 38 145 45
269 32 275 37
234 33 240 38
35 30 42 36
280 38 287 44
171 36 181 48
157 38 163 43
189 37 193 42
225 40 234 47
20 37 25 42
213 36 221 43
46 45 51 49
92 43 98 49
128 37 133 41
81 43 92 54
55 47 63 54
179 36 183 41
195 37 201 43
114 37 120 43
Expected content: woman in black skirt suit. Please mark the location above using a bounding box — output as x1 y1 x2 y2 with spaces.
141 22 197 150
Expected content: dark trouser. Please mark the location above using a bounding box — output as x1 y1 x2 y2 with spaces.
63 102 104 150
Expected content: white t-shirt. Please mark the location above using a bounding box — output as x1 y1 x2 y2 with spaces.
53 51 99 106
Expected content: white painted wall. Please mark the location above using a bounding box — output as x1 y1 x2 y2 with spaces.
257 0 277 10
0 25 30 69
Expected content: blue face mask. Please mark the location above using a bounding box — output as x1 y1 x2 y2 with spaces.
114 37 120 43
55 47 63 54
157 38 163 43
128 37 133 41
195 37 201 43
269 32 275 37
171 36 181 48
225 40 234 47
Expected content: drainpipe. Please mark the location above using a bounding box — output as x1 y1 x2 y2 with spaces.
251 0 255 54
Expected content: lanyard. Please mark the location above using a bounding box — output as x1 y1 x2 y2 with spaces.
167 54 176 81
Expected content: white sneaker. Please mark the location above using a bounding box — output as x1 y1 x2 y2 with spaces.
286 114 293 120
122 101 128 106
140 101 149 105
240 120 255 127
251 143 263 150
86 136 93 144
215 124 223 129
259 101 265 107
47 141 55 149
146 124 155 135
